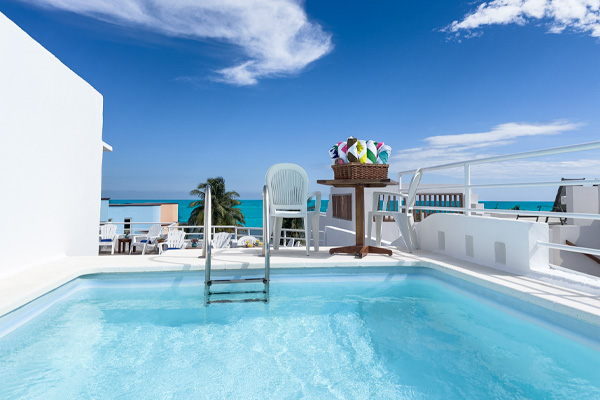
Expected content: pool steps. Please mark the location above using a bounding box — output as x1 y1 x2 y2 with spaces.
202 184 271 304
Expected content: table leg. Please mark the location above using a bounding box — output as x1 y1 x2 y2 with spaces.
328 185 392 258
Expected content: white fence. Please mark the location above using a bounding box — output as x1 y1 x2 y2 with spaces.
99 221 319 248
397 141 600 269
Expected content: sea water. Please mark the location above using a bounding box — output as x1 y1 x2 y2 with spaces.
110 199 552 227
109 199 329 227
1 269 599 399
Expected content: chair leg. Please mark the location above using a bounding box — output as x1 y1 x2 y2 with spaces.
394 214 413 253
141 243 147 255
311 212 319 252
111 242 115 255
273 218 282 250
304 216 309 256
367 212 373 245
375 216 383 247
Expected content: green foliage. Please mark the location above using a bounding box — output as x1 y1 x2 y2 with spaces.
188 177 246 227
282 218 305 239
510 205 521 210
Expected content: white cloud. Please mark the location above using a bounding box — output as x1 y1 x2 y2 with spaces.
389 121 590 178
448 0 600 38
424 121 581 147
24 0 333 85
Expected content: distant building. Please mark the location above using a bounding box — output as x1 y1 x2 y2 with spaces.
101 199 178 234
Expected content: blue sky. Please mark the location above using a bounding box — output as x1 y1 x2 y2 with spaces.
2 0 600 200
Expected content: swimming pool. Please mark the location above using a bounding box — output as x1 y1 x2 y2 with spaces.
1 267 599 399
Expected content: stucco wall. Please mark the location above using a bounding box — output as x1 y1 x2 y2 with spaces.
416 214 549 274
0 13 104 275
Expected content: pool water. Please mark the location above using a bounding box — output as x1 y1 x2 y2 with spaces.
1 269 599 399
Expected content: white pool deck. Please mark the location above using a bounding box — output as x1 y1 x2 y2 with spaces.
1 247 600 329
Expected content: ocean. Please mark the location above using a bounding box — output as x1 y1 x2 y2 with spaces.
109 200 553 227
109 199 329 228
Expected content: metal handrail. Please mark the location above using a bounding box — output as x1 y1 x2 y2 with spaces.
262 185 270 296
203 184 212 306
394 141 600 217
398 141 600 175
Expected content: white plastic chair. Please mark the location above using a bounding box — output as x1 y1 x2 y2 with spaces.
131 224 162 255
158 229 186 255
266 163 321 256
367 169 423 253
213 232 232 249
99 224 118 255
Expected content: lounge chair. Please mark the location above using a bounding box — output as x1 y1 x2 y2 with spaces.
158 229 186 254
99 223 118 254
131 224 162 254
367 169 423 253
213 232 232 248
266 163 321 255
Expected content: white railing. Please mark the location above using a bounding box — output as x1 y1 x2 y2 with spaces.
99 223 321 249
99 221 177 235
397 140 600 267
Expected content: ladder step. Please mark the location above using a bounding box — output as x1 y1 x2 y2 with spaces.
208 298 267 304
209 290 266 295
208 278 266 285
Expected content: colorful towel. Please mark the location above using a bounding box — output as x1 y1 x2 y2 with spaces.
331 138 391 164
347 137 358 163
329 141 348 164
366 140 378 164
376 142 391 164
357 140 368 163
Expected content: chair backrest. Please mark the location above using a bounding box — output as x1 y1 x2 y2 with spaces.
147 224 162 237
213 232 232 249
166 229 185 249
406 168 423 209
266 163 309 213
100 224 117 240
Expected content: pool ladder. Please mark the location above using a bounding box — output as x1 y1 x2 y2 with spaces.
202 184 270 305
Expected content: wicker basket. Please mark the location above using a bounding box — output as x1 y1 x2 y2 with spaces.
332 163 389 180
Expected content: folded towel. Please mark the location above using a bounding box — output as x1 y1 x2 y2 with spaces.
357 140 368 163
100 239 113 242
347 137 358 162
366 140 378 164
376 142 391 164
328 144 339 164
329 141 348 164
337 141 348 163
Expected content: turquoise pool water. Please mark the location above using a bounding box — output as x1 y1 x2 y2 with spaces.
1 268 599 399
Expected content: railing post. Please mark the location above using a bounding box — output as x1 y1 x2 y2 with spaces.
464 164 471 216
202 185 212 258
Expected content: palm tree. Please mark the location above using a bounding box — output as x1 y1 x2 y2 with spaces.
188 177 245 227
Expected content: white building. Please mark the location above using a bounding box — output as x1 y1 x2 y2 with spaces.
0 12 109 277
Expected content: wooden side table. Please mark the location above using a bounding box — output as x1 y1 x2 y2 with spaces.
317 178 398 258
118 238 136 254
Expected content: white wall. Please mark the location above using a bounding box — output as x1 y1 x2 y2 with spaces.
0 13 104 275
416 214 549 274
566 186 600 226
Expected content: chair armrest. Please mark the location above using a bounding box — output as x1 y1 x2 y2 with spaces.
307 191 321 213
371 191 408 212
